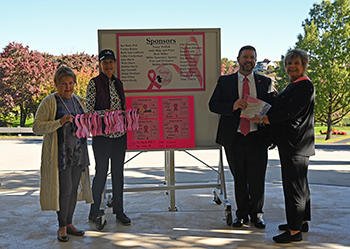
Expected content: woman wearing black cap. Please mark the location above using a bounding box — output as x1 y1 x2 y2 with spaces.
86 49 131 227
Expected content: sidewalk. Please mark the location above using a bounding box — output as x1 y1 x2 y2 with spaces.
0 138 349 248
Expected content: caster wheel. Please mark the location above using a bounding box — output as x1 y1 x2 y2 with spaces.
107 195 113 208
213 193 222 205
214 197 222 205
226 213 232 226
95 215 107 230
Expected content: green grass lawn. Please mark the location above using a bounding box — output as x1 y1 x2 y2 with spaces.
315 126 350 143
11 116 34 127
315 126 350 133
2 117 350 144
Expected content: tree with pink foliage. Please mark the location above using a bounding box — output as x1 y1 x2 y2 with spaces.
221 58 239 75
0 42 56 126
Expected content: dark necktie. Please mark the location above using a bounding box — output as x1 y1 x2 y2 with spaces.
241 76 250 136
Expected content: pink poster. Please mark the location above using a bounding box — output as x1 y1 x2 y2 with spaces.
126 96 195 150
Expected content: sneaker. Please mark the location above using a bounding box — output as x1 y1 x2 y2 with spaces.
232 217 249 227
116 213 131 225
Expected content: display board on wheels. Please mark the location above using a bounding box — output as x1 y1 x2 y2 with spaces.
98 28 221 149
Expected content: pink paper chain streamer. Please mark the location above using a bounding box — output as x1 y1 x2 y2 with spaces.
113 111 122 132
91 113 99 136
104 112 110 135
87 113 93 134
97 114 103 136
132 108 139 130
74 114 83 138
126 109 133 131
108 111 115 133
79 114 90 138
73 109 142 138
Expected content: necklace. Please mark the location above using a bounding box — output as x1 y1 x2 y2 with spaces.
57 94 78 136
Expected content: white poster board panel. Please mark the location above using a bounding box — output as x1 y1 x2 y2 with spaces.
98 29 220 147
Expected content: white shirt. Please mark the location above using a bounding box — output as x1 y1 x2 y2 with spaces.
237 71 257 99
237 71 258 133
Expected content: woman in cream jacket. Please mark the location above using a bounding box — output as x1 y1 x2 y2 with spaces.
33 66 93 242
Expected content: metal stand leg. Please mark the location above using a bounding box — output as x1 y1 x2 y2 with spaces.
213 147 232 225
165 150 177 211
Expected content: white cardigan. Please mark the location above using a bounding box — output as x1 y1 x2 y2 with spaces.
33 93 93 211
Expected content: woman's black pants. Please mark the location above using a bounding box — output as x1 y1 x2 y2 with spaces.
57 165 82 227
279 150 311 231
89 135 127 220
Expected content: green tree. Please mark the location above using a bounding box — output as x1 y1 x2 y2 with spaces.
55 53 98 72
74 63 99 98
0 42 56 127
0 43 99 127
274 55 290 93
221 58 239 75
296 0 350 140
55 53 99 98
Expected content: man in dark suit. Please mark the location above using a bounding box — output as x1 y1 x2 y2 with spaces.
209 45 275 228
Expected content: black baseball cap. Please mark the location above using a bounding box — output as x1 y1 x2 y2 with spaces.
99 49 116 61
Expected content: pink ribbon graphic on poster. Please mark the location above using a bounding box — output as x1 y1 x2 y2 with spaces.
117 32 205 92
146 36 203 91
126 96 195 150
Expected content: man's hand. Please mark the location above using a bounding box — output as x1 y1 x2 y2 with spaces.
233 99 248 111
138 108 145 115
268 144 277 150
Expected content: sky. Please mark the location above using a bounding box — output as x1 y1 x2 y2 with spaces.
0 0 323 61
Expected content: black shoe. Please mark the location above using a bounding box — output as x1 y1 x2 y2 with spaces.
67 228 85 236
273 230 302 243
232 217 248 227
57 231 69 242
116 213 131 225
278 222 309 232
252 217 266 229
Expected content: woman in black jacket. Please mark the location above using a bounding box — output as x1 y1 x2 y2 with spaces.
249 49 315 243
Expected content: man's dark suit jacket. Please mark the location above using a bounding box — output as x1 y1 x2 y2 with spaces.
209 72 275 148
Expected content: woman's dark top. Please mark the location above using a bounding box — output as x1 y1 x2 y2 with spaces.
268 78 315 157
55 95 89 171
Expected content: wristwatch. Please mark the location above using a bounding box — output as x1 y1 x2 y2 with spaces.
260 116 265 127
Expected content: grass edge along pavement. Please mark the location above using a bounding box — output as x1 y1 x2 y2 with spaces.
315 134 350 144
1 135 350 145
1 122 350 144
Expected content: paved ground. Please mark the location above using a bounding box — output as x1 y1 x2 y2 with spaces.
0 137 349 248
